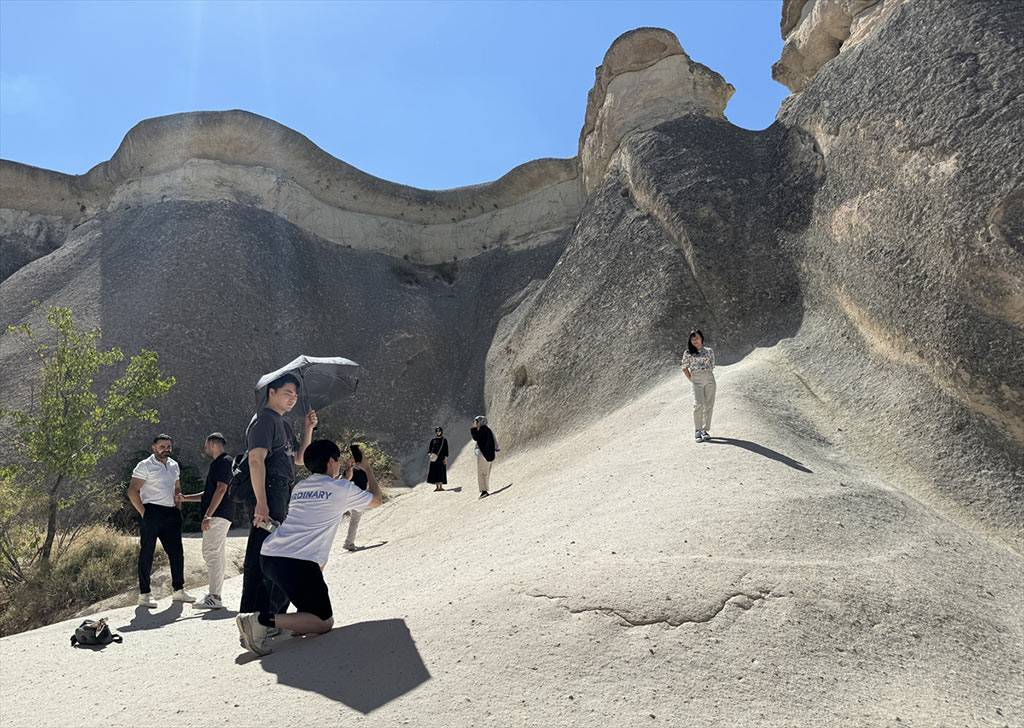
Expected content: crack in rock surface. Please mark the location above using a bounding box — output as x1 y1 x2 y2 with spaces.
525 589 776 627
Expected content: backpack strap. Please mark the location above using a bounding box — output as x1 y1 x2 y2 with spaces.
240 413 289 463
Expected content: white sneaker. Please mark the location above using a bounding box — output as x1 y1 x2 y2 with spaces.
192 594 224 610
171 589 197 603
236 613 271 655
701 430 711 441
138 592 158 608
695 430 704 443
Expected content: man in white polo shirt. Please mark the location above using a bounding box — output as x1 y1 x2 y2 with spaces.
127 434 196 608
236 439 382 656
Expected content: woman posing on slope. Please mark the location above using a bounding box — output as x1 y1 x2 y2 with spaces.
681 329 716 443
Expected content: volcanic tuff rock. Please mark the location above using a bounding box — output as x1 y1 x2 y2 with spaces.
0 111 582 270
487 116 821 445
1 14 1021 542
774 0 1024 540
773 0 908 93
578 27 734 193
0 199 565 480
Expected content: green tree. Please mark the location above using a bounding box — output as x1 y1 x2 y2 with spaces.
0 306 175 572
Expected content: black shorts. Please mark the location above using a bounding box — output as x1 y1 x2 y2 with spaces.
259 555 332 620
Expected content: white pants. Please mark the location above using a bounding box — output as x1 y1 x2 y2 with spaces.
476 452 493 493
201 516 231 596
690 369 717 431
344 510 362 547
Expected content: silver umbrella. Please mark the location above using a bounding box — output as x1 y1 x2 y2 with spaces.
255 355 360 413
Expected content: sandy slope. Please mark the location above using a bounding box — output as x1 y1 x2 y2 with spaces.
1 349 1021 728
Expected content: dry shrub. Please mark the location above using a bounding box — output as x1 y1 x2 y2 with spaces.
0 525 165 636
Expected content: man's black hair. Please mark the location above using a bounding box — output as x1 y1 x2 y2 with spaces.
268 373 301 393
153 434 173 444
687 329 705 356
304 439 342 474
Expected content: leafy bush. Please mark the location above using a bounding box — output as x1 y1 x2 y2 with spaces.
306 420 398 490
0 306 174 575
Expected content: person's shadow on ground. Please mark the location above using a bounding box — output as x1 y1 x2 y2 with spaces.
488 483 513 497
118 602 183 632
240 618 430 714
347 541 388 553
704 438 813 473
117 602 238 632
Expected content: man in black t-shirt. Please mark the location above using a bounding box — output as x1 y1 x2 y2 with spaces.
471 415 498 498
239 374 317 618
179 432 235 609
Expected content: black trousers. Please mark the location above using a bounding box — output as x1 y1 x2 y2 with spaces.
239 479 291 614
138 504 185 593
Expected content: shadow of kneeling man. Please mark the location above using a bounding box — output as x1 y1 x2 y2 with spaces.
257 618 430 714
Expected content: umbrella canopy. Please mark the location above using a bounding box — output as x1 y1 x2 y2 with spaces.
255 355 360 413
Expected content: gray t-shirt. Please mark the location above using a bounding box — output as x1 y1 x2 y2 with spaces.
246 408 296 485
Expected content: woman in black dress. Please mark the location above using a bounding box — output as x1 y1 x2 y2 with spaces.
427 426 449 492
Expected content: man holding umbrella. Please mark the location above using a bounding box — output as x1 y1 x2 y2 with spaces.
239 373 318 619
240 356 359 622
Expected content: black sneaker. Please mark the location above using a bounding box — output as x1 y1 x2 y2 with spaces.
479 491 489 499
701 430 711 441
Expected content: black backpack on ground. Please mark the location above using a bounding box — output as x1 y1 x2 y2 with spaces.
70 618 122 647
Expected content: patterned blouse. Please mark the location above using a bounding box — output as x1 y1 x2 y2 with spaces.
681 346 715 372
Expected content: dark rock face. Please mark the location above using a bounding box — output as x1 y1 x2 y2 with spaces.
486 115 821 444
1 234 61 283
0 200 564 481
772 0 1024 533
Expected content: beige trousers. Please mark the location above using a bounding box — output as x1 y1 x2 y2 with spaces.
201 516 232 596
344 510 362 547
476 452 493 493
690 369 717 431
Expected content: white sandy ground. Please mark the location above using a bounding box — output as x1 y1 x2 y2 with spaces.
1 348 1022 728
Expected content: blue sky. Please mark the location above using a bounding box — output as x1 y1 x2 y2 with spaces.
0 0 787 190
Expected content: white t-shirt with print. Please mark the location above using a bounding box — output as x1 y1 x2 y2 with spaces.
261 473 373 566
131 454 180 507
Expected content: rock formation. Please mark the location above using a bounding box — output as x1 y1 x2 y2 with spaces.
772 0 1024 539
1 3 1021 543
578 27 733 192
773 0 908 93
0 111 581 270
1 4 1022 725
